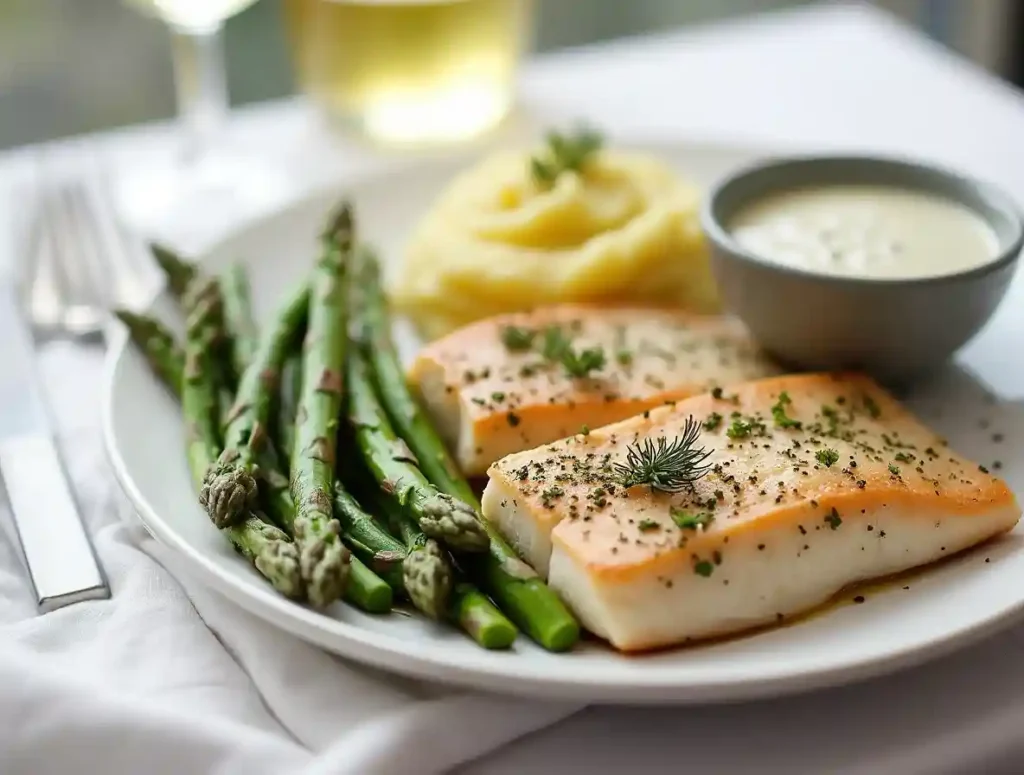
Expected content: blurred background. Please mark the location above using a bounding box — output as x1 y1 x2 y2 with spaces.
1 0 1020 151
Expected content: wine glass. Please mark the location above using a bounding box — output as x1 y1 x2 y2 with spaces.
116 0 289 238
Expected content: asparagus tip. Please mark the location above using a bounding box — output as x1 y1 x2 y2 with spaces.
199 466 258 528
254 539 304 600
402 539 454 620
300 528 351 608
419 493 490 553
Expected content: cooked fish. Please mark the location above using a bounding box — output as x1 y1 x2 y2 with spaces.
410 304 779 475
482 373 1020 651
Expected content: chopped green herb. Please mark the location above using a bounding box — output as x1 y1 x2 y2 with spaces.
888 463 900 476
816 448 840 467
694 560 714 577
615 350 634 366
637 518 660 532
825 507 842 530
499 325 537 351
726 418 751 439
670 509 715 530
770 391 802 429
506 411 521 428
894 452 914 463
530 126 603 187
491 391 506 402
703 412 723 431
580 424 590 436
540 485 565 509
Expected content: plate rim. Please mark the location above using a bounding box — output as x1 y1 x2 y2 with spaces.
101 137 1024 703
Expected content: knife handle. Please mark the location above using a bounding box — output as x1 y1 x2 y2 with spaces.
0 433 109 612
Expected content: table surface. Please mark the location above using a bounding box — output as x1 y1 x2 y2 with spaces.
6 2 1024 772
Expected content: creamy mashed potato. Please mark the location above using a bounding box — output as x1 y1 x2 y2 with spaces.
392 148 719 340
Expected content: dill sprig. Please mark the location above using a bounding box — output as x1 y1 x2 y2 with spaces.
530 126 603 186
614 417 713 493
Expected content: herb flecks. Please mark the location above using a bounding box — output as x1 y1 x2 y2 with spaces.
816 448 840 468
614 417 712 493
825 508 842 530
499 325 536 351
771 391 802 429
637 518 660 532
540 325 606 379
703 412 723 431
670 509 715 531
530 126 603 187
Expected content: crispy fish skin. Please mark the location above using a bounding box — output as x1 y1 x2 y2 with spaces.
482 373 1020 651
410 304 779 475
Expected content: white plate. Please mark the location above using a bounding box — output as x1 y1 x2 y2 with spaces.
103 140 1024 704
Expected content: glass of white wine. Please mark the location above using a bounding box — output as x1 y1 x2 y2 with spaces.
284 0 535 146
117 0 288 236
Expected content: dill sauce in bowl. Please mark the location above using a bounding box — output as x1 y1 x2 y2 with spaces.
701 155 1023 383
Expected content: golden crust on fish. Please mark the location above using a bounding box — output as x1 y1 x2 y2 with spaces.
409 304 779 475
482 373 1020 651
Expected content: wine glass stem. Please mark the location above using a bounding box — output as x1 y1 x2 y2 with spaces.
170 25 229 165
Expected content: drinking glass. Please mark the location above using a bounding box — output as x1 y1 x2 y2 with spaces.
117 0 288 235
283 0 535 146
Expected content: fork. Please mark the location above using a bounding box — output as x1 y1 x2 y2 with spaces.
2 157 155 613
24 158 156 339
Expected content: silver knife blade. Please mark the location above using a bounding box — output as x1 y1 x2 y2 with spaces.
0 283 109 612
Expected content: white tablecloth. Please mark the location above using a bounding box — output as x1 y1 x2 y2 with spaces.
5 3 1024 773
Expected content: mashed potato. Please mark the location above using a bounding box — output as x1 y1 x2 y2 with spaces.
392 147 719 340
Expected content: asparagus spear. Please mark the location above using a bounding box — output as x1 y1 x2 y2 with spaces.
200 283 309 528
366 488 515 648
274 354 303 469
119 311 391 612
181 296 303 599
221 262 259 376
347 484 453 619
150 242 197 300
289 203 353 608
115 310 183 396
346 347 488 553
352 250 578 651
332 485 407 592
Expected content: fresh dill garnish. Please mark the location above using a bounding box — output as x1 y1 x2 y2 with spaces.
530 126 603 186
670 509 715 531
816 448 840 467
703 412 723 431
637 518 660 532
888 463 900 476
614 416 712 493
499 325 537 351
770 391 802 429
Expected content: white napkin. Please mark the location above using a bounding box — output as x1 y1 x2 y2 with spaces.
0 342 578 775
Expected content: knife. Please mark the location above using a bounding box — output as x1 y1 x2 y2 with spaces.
0 283 109 612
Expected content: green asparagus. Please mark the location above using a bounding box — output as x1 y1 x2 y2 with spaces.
346 347 488 553
333 485 407 591
352 250 578 651
367 488 515 648
181 296 303 599
115 310 183 396
221 262 259 377
289 203 353 608
274 354 303 469
150 242 197 300
200 283 309 528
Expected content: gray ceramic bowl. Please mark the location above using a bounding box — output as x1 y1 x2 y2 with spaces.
701 155 1023 384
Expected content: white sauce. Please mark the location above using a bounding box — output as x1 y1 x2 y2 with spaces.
729 185 998 279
